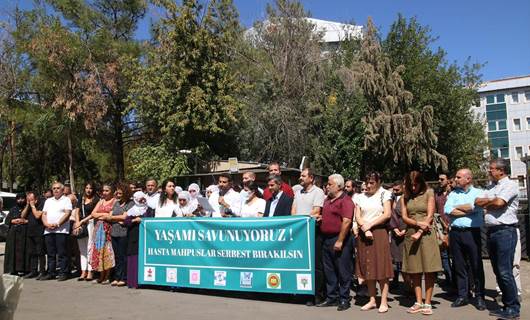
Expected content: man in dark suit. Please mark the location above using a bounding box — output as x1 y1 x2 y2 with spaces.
264 175 293 217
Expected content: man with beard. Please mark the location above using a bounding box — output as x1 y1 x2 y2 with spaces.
3 193 30 275
292 168 326 306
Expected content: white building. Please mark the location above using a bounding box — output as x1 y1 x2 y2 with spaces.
245 17 362 49
474 75 530 195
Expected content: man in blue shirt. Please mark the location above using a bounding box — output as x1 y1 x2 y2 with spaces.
444 168 486 311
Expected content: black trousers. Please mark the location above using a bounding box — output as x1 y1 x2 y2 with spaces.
27 235 46 274
449 227 485 298
112 236 128 281
45 233 68 276
322 233 354 303
314 228 325 302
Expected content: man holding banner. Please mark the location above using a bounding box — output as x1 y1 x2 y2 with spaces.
317 174 354 311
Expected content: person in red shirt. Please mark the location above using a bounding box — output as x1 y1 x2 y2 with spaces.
262 162 294 201
316 174 354 311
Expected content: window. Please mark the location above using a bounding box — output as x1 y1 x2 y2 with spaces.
496 94 505 103
511 92 519 103
518 176 525 188
525 91 530 102
515 146 523 160
527 117 530 130
500 148 510 158
487 120 508 132
486 95 495 104
513 118 521 131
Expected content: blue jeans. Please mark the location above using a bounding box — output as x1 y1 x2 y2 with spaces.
487 226 520 314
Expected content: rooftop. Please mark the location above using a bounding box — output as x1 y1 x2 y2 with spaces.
477 74 530 93
245 17 362 44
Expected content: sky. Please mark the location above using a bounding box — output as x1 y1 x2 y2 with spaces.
5 0 530 81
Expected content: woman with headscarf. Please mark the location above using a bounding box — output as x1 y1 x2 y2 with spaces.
3 193 30 275
123 191 154 288
174 191 195 217
187 183 200 212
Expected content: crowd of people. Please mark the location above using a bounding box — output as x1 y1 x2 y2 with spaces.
1 159 522 319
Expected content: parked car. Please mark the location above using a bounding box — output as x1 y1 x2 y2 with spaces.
0 191 17 241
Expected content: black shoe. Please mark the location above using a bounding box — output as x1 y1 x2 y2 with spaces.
489 308 520 319
451 297 469 308
316 299 339 307
475 296 486 311
40 274 56 281
24 272 39 279
305 300 315 307
337 301 351 311
57 274 69 281
36 273 47 280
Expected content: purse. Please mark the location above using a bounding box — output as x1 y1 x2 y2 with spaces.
75 201 89 239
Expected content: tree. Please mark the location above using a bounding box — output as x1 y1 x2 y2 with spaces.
238 0 327 166
128 0 243 169
383 14 486 175
338 17 447 178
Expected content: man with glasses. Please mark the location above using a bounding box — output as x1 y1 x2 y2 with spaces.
40 182 72 281
475 159 520 320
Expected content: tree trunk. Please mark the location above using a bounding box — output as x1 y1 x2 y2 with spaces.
67 125 76 194
8 121 15 192
113 108 125 181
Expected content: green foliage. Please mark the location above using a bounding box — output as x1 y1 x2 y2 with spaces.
128 0 243 163
383 15 486 176
128 144 189 182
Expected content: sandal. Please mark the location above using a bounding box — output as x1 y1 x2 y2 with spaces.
422 304 433 315
407 302 424 314
361 302 377 311
378 304 389 313
111 280 119 286
117 281 126 287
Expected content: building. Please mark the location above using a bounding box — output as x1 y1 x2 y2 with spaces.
244 17 362 51
474 75 530 196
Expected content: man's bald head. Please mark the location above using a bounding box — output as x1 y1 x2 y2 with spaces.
455 168 473 189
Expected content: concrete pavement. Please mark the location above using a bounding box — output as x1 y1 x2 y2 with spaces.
1 242 528 320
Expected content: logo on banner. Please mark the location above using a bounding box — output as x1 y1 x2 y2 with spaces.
144 266 156 282
240 272 253 288
190 270 201 285
266 273 281 289
296 274 312 290
214 271 227 286
166 268 177 283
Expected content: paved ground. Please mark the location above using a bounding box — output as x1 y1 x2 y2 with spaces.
1 243 528 320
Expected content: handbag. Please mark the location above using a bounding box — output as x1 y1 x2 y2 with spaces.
75 201 89 239
433 213 449 248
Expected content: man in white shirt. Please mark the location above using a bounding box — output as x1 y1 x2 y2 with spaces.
216 173 241 217
145 178 160 209
292 168 326 305
41 182 72 281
